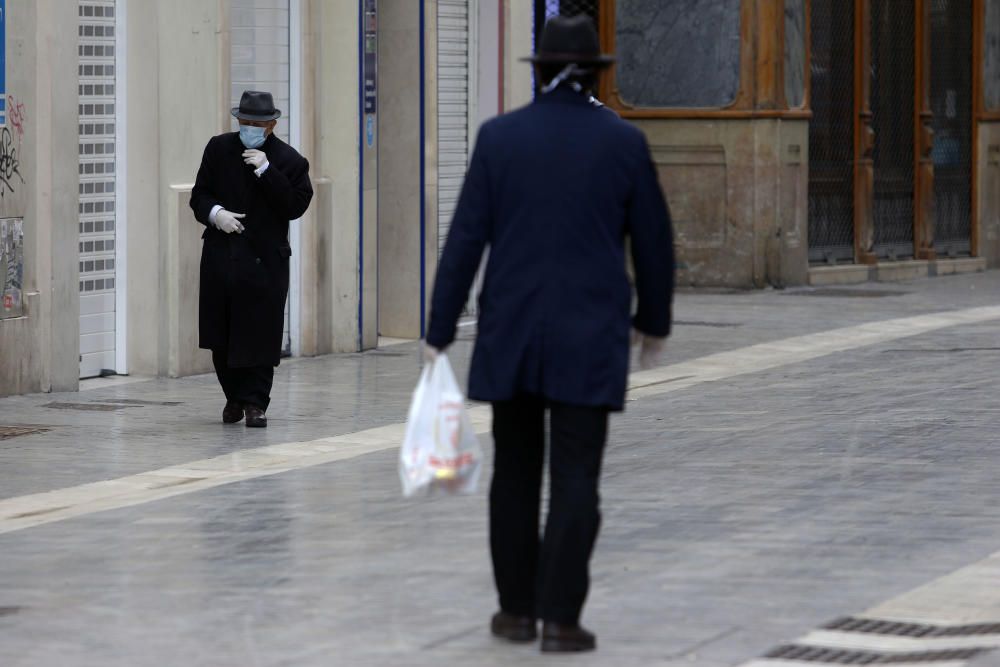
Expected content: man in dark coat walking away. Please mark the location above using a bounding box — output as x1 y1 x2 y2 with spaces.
425 16 674 654
190 91 312 428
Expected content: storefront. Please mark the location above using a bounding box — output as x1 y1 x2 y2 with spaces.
536 0 1000 286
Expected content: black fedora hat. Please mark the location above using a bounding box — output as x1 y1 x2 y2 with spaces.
522 15 615 68
231 90 282 122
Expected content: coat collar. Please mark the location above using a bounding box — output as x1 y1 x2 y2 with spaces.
533 85 593 108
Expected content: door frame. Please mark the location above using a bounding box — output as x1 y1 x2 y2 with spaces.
114 0 128 373
854 0 982 263
289 0 303 356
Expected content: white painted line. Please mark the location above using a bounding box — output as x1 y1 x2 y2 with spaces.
864 549 1000 625
2 305 1000 536
799 629 1000 652
738 534 1000 665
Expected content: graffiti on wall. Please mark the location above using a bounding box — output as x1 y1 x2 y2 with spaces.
0 126 23 199
7 94 24 143
0 217 23 318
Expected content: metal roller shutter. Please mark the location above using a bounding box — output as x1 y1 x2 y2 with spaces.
78 1 118 378
437 0 470 259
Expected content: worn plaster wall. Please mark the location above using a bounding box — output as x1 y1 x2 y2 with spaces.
122 0 160 376
122 0 227 378
377 0 423 340
0 1 79 397
633 118 809 288
504 0 533 112
309 0 362 353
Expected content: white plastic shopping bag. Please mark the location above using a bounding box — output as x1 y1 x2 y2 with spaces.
399 354 483 497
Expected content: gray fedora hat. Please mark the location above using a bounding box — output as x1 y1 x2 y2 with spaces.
231 90 282 122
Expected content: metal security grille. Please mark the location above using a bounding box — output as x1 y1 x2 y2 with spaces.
230 0 292 354
825 616 1000 637
764 644 987 664
78 1 118 379
808 0 855 264
871 0 915 260
534 0 599 48
930 0 973 257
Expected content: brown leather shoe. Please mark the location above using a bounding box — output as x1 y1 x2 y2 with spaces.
222 401 244 424
490 611 537 642
245 405 267 428
540 622 596 653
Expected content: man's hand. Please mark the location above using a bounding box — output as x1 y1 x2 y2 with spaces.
632 328 666 371
423 342 441 365
214 209 246 234
243 149 268 171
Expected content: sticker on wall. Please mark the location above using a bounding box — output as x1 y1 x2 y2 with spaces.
366 114 375 148
363 0 377 115
0 217 23 319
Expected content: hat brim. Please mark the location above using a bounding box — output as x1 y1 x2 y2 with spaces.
521 54 616 68
231 107 282 122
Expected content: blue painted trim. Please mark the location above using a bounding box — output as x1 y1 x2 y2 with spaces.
357 0 365 351
419 0 427 339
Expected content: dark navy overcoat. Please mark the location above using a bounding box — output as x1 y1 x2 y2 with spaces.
190 132 312 368
426 87 675 411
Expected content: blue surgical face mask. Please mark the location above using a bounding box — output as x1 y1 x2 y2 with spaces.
239 124 267 149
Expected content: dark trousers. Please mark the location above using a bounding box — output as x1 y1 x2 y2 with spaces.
490 395 609 625
212 350 274 410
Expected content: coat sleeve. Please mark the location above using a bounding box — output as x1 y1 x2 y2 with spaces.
425 126 493 350
628 134 675 338
190 137 221 226
256 153 314 221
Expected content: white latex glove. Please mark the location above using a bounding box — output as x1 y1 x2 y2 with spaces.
243 149 268 171
214 209 246 234
423 342 440 365
632 328 666 371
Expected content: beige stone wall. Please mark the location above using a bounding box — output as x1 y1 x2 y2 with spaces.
122 0 229 378
504 0 533 112
631 118 810 288
0 1 79 397
121 0 365 378
307 0 363 353
377 0 423 340
979 122 1000 268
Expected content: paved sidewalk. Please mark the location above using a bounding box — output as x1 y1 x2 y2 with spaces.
2 272 1000 666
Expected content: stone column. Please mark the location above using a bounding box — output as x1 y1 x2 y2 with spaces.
0 0 79 396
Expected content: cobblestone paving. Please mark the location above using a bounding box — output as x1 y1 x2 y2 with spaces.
1 272 1000 666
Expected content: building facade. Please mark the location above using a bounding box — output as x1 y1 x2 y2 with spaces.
2 0 999 397
590 0 1000 287
0 0 535 396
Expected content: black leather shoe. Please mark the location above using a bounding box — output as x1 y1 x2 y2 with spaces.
245 405 267 428
222 401 244 424
490 611 537 642
541 622 596 653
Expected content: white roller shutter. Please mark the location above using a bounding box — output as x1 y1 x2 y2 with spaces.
78 1 118 378
437 0 471 258
230 0 292 355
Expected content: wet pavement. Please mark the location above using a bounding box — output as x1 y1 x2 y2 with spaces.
2 272 1000 666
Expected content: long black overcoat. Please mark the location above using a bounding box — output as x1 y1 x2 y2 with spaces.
190 132 312 368
426 87 675 411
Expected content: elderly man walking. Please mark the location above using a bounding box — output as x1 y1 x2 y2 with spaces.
190 91 312 428
425 16 675 654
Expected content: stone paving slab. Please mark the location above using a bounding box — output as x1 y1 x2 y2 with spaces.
1 272 1000 665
